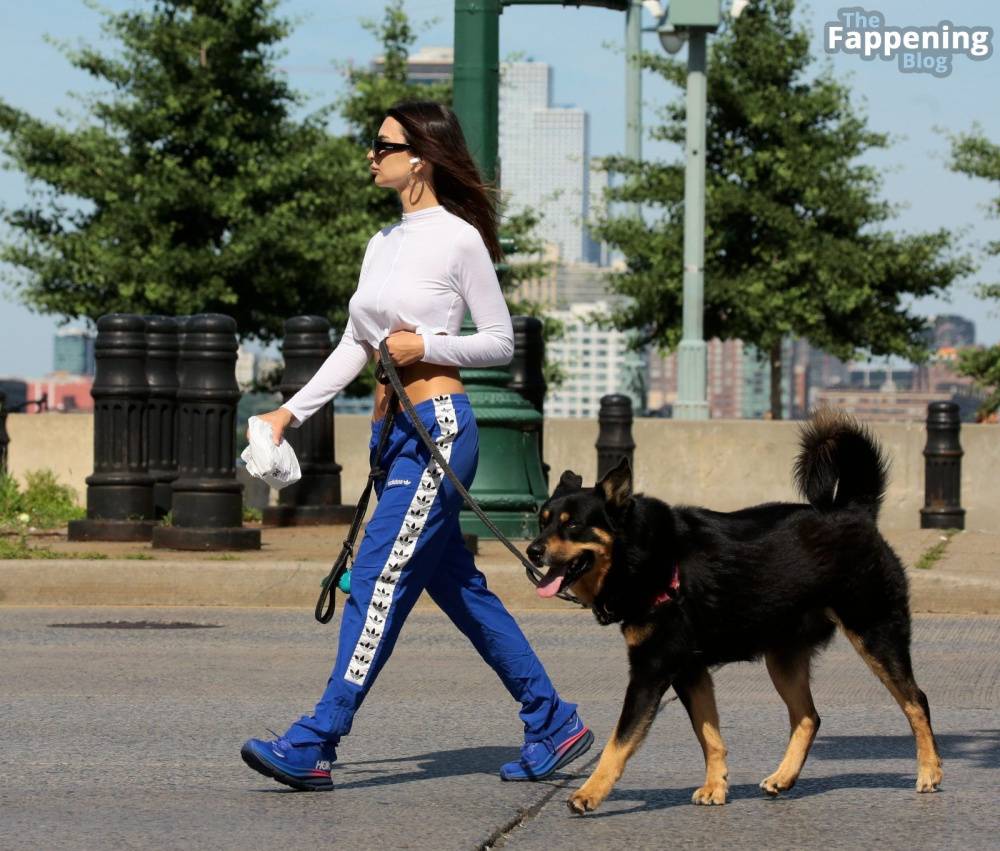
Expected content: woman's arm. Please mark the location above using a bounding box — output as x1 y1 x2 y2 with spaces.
279 232 382 428
419 227 514 368
280 318 373 428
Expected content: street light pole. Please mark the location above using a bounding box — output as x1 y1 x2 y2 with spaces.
625 1 643 222
673 27 709 419
454 0 501 182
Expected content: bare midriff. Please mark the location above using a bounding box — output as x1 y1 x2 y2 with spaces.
371 354 464 423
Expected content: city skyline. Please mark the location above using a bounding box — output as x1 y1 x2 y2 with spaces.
1 0 998 378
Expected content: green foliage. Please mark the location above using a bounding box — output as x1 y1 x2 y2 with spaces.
242 505 262 523
0 472 20 519
337 0 452 151
949 125 1000 415
589 0 973 417
958 346 1000 417
0 538 109 559
0 469 84 529
0 0 382 342
0 537 52 559
949 125 1000 269
914 530 958 570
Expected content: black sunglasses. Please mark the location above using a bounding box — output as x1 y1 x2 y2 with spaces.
371 137 412 158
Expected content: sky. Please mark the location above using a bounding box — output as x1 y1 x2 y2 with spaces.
0 0 998 377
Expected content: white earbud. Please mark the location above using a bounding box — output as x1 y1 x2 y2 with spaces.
409 156 421 163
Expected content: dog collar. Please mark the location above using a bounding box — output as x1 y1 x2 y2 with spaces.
651 562 681 609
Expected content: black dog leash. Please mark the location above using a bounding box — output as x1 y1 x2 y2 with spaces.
373 338 587 609
314 388 399 623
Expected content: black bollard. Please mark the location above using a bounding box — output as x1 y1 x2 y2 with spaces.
596 394 636 481
152 313 260 550
509 315 549 486
68 315 155 541
263 315 356 526
0 391 8 474
920 401 965 530
144 316 180 518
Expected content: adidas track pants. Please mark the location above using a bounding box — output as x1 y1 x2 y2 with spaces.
283 392 577 747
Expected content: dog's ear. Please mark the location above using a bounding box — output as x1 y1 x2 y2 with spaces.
552 469 583 499
597 456 632 507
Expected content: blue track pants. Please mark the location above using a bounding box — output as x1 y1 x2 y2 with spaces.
283 392 576 748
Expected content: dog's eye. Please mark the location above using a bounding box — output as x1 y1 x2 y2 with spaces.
565 520 581 530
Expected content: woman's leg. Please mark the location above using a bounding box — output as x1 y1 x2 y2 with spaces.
424 499 578 744
283 394 476 747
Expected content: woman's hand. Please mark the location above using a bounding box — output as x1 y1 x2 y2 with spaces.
381 330 426 368
247 407 296 445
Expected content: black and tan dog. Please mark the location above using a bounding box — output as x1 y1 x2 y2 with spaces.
526 410 942 814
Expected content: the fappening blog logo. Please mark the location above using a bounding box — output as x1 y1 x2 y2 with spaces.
825 7 993 78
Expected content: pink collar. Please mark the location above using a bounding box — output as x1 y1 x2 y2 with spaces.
651 563 681 608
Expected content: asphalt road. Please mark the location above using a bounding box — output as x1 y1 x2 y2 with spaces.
2 607 997 850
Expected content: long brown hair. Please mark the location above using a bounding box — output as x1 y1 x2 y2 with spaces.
385 100 504 264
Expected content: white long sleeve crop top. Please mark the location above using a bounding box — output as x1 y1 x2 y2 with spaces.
281 204 514 426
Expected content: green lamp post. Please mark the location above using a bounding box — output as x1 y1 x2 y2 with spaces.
459 317 548 539
452 0 640 537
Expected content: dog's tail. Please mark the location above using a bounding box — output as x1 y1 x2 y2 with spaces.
794 408 890 520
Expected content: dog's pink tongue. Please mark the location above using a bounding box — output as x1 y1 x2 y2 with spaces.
536 572 565 598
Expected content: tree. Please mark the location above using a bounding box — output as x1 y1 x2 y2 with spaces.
0 0 381 342
949 126 1000 416
588 0 973 418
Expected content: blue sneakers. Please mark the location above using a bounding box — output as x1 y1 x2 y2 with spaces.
240 731 336 791
500 712 594 781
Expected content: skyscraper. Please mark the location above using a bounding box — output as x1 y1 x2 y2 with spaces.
499 61 606 264
545 301 645 418
53 328 96 376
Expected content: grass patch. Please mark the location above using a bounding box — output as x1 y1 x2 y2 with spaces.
914 529 960 570
0 470 84 530
123 552 155 560
242 505 263 523
0 538 109 560
207 553 238 561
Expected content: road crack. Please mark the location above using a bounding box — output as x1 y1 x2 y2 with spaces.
479 696 677 849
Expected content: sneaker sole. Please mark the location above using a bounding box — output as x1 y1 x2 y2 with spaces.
501 727 595 782
240 742 333 792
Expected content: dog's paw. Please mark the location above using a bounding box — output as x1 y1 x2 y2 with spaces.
691 780 728 805
759 772 795 796
916 763 942 793
568 786 605 815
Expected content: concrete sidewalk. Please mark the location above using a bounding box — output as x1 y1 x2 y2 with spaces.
1 524 996 613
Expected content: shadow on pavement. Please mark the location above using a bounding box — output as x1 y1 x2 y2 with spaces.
246 746 525 793
332 745 583 790
559 774 917 819
810 730 1000 768
248 731 998 798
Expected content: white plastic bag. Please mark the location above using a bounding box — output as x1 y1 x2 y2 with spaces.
240 415 302 490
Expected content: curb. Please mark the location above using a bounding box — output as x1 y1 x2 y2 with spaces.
1 558 997 614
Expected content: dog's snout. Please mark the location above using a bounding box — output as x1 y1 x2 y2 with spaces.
527 541 545 564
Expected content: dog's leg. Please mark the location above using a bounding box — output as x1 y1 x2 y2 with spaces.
760 648 820 796
839 621 942 793
674 668 729 805
568 675 669 815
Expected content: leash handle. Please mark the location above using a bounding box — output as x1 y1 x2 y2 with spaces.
376 339 587 608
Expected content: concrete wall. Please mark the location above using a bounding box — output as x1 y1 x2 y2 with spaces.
7 414 94 506
7 412 997 531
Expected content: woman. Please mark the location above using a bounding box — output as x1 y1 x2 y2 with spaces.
241 100 592 791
